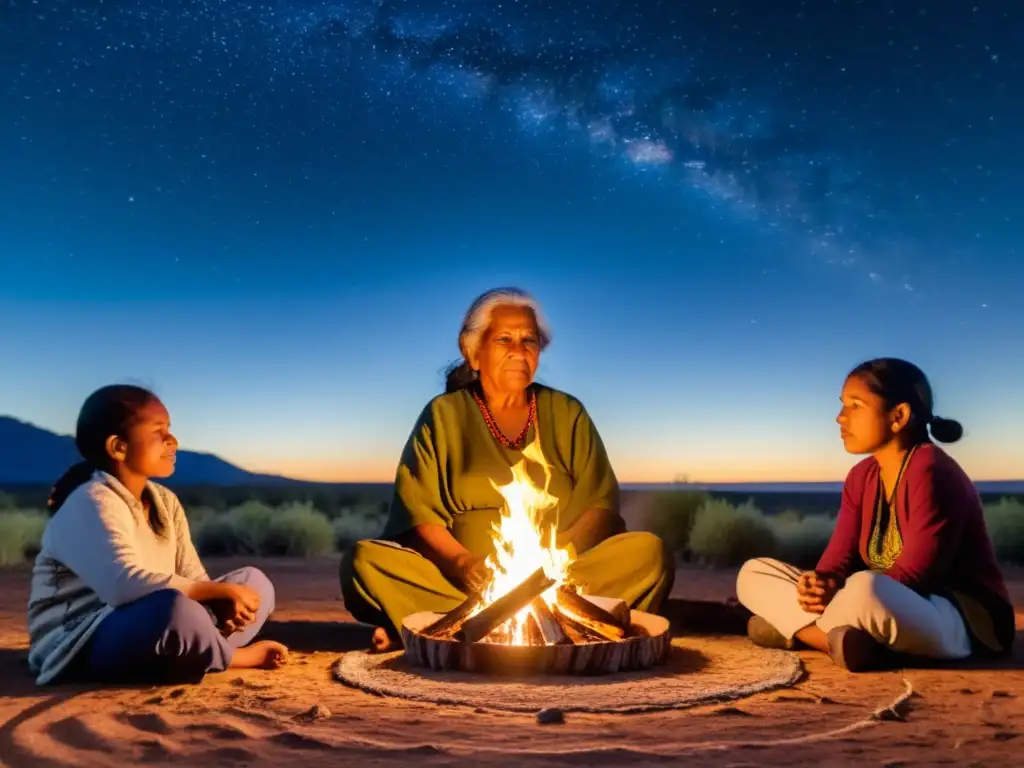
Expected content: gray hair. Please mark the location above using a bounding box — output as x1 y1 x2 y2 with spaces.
444 287 551 393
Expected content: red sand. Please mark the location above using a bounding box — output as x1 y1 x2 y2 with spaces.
1 557 1021 766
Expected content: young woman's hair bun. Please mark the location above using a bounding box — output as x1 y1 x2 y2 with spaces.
928 416 963 444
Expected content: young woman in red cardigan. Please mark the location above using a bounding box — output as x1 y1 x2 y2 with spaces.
736 358 1014 672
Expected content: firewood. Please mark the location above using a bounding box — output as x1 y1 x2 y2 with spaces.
529 597 572 645
580 595 630 628
555 587 626 641
401 608 671 674
558 587 628 629
524 610 543 646
456 567 555 644
551 605 605 643
421 591 483 638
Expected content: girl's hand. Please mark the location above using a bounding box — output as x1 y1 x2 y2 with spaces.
217 583 261 634
796 571 839 614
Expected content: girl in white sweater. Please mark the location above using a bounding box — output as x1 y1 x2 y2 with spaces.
28 385 288 685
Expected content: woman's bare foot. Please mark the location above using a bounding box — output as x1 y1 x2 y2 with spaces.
370 627 395 653
230 640 289 670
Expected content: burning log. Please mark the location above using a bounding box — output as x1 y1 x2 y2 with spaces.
524 611 543 646
456 567 554 644
555 587 627 641
529 597 571 645
421 591 483 639
580 595 630 628
551 605 606 643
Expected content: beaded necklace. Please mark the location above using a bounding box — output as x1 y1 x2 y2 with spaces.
866 444 917 571
471 385 536 450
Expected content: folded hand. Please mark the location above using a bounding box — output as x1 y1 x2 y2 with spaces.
796 571 838 614
217 583 261 635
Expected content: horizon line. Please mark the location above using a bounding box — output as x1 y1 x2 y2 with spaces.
5 414 1022 487
238 473 1024 487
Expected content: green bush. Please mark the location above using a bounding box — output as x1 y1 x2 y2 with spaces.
224 501 276 554
193 515 243 556
772 508 803 527
984 497 1024 566
0 491 18 511
645 493 835 568
193 500 275 556
263 502 335 557
192 500 336 557
333 512 385 551
688 499 777 567
0 510 47 565
344 501 389 520
769 511 835 569
644 490 712 554
184 505 217 533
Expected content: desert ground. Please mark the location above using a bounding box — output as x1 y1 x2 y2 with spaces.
1 558 1021 767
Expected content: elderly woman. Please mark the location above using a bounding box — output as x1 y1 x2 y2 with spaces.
340 287 674 651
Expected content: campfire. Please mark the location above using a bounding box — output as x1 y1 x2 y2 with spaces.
401 442 671 675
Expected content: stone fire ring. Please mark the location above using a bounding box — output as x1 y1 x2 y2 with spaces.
333 612 803 714
402 609 672 676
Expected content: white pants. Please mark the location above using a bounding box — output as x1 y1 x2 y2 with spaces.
736 558 972 659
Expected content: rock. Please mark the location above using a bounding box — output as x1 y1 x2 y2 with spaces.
295 704 331 723
709 706 752 716
873 707 906 722
231 677 271 690
991 690 1015 698
536 707 564 725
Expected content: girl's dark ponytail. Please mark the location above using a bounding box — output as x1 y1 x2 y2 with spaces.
47 461 96 515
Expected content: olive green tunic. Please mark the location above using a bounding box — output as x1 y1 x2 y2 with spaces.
339 384 673 639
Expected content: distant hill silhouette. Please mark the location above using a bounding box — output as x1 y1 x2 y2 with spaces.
0 416 298 487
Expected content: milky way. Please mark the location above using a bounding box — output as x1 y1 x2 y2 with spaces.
275 0 878 280
4 0 1018 297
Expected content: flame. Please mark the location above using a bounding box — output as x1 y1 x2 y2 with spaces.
479 440 574 645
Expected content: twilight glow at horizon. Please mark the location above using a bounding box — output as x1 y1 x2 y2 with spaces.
1 2 1021 483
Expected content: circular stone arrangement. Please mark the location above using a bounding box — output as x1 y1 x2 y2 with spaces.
334 636 803 714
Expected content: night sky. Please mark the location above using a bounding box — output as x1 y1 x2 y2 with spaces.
1 1 1021 483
